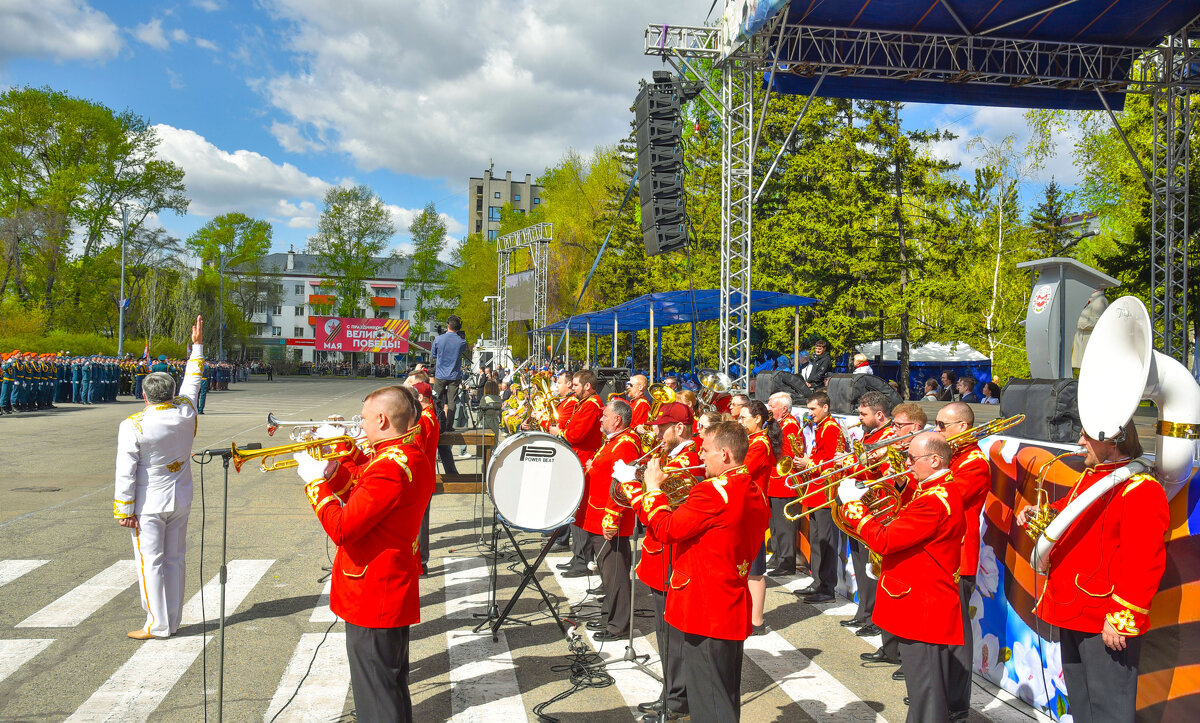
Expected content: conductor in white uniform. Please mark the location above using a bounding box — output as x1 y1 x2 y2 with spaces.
113 316 204 640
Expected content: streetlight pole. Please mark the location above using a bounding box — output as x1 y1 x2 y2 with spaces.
217 252 231 362
117 207 128 357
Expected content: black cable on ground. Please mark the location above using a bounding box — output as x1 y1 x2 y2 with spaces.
532 630 615 723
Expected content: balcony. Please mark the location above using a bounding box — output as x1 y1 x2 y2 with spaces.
371 296 396 308
308 294 335 305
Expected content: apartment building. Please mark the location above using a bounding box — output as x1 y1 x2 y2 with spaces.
467 168 544 239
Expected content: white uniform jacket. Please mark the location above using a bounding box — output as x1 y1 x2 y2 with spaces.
113 345 204 518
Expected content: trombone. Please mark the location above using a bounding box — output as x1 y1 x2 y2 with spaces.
947 414 1026 452
266 412 362 440
784 465 908 521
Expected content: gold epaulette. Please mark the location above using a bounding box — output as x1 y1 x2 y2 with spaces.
919 484 952 515
1122 472 1158 496
125 410 145 434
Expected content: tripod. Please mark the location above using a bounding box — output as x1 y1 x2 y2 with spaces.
471 507 527 633
489 517 571 642
587 522 662 683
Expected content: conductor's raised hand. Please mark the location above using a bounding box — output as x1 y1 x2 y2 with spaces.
192 316 204 345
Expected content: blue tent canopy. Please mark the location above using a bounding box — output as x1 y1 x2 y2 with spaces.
767 0 1200 110
531 290 820 334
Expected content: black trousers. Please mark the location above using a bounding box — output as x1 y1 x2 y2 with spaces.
768 496 797 572
651 588 688 713
881 629 901 661
433 378 460 430
808 507 839 595
418 505 431 566
683 632 743 723
898 638 953 723
346 622 412 722
849 539 876 621
567 524 601 574
598 536 632 634
948 574 975 715
1060 627 1142 723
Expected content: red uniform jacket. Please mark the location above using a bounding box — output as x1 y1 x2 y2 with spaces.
1035 461 1168 637
563 394 604 466
416 404 439 473
745 430 775 499
847 469 965 645
949 443 990 576
628 439 703 591
767 415 803 498
582 428 641 535
630 395 651 428
643 465 770 640
314 436 434 628
541 395 576 433
802 415 845 506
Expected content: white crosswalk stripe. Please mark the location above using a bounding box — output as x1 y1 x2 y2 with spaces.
67 559 274 722
744 630 885 721
0 559 48 588
0 639 54 684
770 572 883 647
308 580 336 623
17 560 137 628
263 632 351 722
443 556 526 722
547 555 661 719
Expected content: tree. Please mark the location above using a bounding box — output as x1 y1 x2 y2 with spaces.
307 185 395 317
406 202 448 337
1028 180 1077 258
442 231 498 342
187 213 274 352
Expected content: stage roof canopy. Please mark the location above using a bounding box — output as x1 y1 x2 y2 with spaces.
531 290 820 335
765 0 1200 110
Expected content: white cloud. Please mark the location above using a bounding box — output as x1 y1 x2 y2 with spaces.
386 204 465 237
0 0 122 65
133 17 169 49
259 0 707 180
166 68 184 90
151 123 331 228
921 104 1083 188
193 0 223 10
194 37 219 51
171 28 190 43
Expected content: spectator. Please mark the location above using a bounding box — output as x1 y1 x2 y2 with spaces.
431 315 469 430
851 352 873 375
938 370 958 402
801 338 832 391
981 381 1001 405
478 380 503 439
921 378 940 401
957 376 980 403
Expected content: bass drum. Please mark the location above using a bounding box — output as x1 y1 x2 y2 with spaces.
486 431 585 532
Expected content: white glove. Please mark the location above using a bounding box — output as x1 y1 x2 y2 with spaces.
312 423 343 441
294 451 335 483
612 460 638 484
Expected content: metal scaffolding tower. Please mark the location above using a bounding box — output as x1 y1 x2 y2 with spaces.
647 13 1200 375
495 222 553 363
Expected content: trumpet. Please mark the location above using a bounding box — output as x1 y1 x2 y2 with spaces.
947 414 1026 452
611 464 706 509
266 412 362 440
1023 449 1080 540
230 437 356 473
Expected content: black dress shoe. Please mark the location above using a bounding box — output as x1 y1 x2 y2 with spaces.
767 567 795 576
802 592 834 603
593 630 627 641
892 669 905 681
796 584 819 595
637 701 663 714
555 562 574 570
586 621 605 631
586 587 604 596
561 569 590 578
643 712 685 721
860 649 901 664
856 624 882 637
840 617 868 628
904 697 910 705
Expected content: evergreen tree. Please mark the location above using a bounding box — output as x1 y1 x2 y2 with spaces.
1028 179 1076 258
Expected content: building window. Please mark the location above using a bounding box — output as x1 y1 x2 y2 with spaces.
375 288 393 296
488 206 502 221
294 327 304 337
377 311 389 319
476 198 482 211
514 194 521 202
294 284 304 295
295 305 305 315
534 198 541 205
476 185 482 195
272 305 282 315
476 221 482 232
488 229 498 240
271 326 282 337
400 287 410 300
397 309 406 320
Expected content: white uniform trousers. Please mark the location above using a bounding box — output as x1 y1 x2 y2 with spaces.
130 505 190 637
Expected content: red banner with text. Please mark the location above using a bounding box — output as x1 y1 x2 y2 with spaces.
314 317 409 353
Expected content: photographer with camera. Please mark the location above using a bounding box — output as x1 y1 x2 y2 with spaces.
431 315 469 430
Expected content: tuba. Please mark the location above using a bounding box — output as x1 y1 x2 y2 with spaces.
646 383 676 420
1029 296 1200 574
698 371 732 412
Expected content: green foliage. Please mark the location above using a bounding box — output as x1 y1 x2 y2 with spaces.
307 184 396 317
406 202 448 335
442 232 498 343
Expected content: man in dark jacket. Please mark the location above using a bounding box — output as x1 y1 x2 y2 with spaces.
802 338 833 392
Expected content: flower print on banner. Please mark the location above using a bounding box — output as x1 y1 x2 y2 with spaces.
1043 640 1067 698
976 632 1007 685
976 540 1000 597
1012 640 1056 707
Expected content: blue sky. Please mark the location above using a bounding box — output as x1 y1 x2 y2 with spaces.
2 1 1081 257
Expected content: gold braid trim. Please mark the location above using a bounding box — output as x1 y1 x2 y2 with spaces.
1106 609 1140 636
1112 594 1150 616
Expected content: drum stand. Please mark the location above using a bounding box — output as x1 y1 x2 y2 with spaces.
488 519 570 642
471 507 527 633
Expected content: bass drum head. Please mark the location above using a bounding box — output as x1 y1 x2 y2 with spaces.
486 431 585 532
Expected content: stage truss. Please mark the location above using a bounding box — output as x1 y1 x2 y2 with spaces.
496 222 553 363
646 14 1200 387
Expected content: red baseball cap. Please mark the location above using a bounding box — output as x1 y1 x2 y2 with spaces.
650 402 693 427
412 382 433 399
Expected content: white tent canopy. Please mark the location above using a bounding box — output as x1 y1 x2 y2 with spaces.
855 339 988 363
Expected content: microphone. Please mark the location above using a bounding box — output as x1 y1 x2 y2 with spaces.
200 442 261 458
